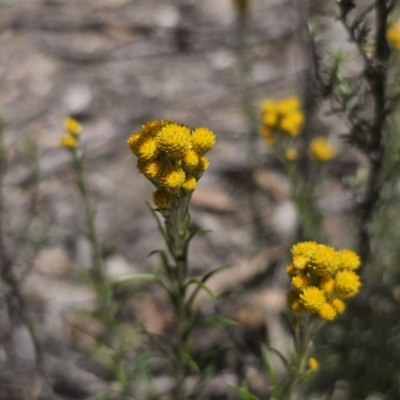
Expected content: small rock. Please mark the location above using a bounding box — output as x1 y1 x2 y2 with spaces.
34 247 72 275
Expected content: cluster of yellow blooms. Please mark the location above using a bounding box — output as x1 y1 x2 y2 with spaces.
127 120 216 211
259 96 304 145
387 24 400 50
60 117 82 149
309 137 337 162
286 241 361 321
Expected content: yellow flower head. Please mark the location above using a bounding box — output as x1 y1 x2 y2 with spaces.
159 167 186 192
195 156 210 174
291 241 317 258
127 132 142 155
137 159 162 179
320 277 335 295
158 123 191 158
387 24 400 50
291 273 310 290
64 117 82 136
331 298 346 314
287 290 305 312
286 263 295 276
137 137 159 161
141 120 170 137
60 134 78 149
318 302 337 321
308 357 319 371
300 286 326 312
293 255 309 270
309 137 336 162
182 175 197 192
128 120 216 200
182 149 199 170
335 270 361 298
191 127 216 155
277 96 301 114
310 244 336 276
279 111 304 137
261 100 278 127
153 189 172 209
335 249 361 271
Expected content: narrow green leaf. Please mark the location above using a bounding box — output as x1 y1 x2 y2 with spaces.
146 202 173 253
149 249 173 281
261 345 278 387
265 346 290 373
186 278 216 299
186 264 231 309
184 228 212 254
115 273 159 286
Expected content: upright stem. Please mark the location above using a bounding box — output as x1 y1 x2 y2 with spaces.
165 197 191 399
72 150 113 333
279 322 313 400
236 6 266 247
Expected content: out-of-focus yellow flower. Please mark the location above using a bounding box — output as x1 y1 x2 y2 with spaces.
64 117 82 136
259 96 304 144
153 189 172 209
308 357 319 371
309 137 336 162
387 24 400 50
285 147 299 161
60 134 78 149
279 111 304 137
287 241 361 321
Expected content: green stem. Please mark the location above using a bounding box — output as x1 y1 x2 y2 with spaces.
236 6 267 248
279 322 313 400
71 149 113 334
165 196 191 399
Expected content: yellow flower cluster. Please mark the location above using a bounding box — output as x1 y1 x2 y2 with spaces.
60 117 82 149
308 357 319 371
309 137 336 162
387 24 400 50
127 120 216 211
286 241 361 321
259 96 304 145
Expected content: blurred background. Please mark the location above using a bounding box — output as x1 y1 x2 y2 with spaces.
1 0 400 399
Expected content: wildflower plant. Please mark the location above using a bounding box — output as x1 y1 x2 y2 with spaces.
60 118 144 398
258 96 337 240
246 242 362 400
126 119 224 399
